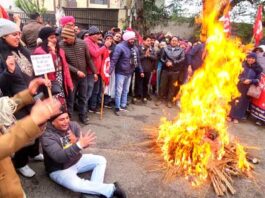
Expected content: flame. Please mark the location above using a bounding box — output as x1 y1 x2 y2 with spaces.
156 0 250 185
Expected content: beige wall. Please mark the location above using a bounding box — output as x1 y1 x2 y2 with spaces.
77 0 87 7
44 0 55 11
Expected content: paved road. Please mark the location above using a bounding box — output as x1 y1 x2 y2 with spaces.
21 101 265 198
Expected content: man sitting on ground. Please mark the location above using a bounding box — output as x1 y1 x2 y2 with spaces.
41 108 126 198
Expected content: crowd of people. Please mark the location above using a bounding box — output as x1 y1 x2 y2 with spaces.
0 8 265 198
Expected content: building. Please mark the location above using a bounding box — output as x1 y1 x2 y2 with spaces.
0 0 128 30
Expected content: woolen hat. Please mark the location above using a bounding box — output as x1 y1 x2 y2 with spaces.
60 16 75 27
38 27 56 41
104 31 113 39
0 18 20 38
88 26 100 35
61 27 75 39
246 52 257 59
122 31 136 41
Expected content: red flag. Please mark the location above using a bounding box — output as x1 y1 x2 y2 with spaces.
253 5 263 46
220 12 231 37
0 5 9 19
101 50 110 85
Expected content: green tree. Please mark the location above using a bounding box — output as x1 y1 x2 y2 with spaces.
15 0 47 16
132 0 170 35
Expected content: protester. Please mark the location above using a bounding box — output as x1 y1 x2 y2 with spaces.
0 78 61 198
228 53 263 123
41 109 126 198
110 31 144 116
156 36 185 108
113 32 122 45
21 12 44 52
34 27 74 105
133 35 157 103
60 16 75 29
0 18 46 177
84 26 111 113
60 27 96 124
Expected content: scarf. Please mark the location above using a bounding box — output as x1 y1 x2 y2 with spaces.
12 50 33 77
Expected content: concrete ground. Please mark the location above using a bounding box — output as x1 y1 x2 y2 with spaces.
21 100 265 198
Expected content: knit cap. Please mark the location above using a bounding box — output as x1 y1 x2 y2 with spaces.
88 26 100 36
0 18 20 37
61 27 75 39
122 31 135 41
60 16 75 27
104 31 113 39
38 27 56 41
246 52 257 59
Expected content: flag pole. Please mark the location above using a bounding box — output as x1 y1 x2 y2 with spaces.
100 80 105 120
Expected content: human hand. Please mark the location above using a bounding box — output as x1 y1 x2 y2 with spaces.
94 74 98 81
104 40 112 48
188 65 193 76
28 78 51 95
68 130 78 144
30 98 61 125
77 71 86 78
13 14 21 23
243 79 251 84
166 61 173 67
77 130 96 148
6 56 16 73
48 42 56 53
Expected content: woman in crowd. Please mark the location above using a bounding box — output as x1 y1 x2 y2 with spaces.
33 27 74 105
0 18 45 178
228 53 263 123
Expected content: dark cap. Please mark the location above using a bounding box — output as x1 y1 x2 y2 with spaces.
39 27 56 41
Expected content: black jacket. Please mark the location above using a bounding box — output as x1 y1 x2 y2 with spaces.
160 45 185 72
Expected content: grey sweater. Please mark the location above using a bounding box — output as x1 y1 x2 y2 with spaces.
41 121 82 174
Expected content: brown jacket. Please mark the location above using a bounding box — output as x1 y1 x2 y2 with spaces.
0 90 41 198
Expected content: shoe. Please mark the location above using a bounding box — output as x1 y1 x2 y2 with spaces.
233 119 239 124
167 102 173 108
113 182 127 198
79 116 89 125
155 100 162 106
80 193 106 198
18 165 36 177
256 121 263 126
89 108 100 114
104 104 112 109
114 108 120 116
120 106 129 112
142 98 147 104
146 95 152 101
32 153 44 161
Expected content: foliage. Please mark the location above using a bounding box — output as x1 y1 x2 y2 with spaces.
232 23 253 43
133 0 170 35
15 0 47 16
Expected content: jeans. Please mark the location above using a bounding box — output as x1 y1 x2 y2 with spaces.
67 77 88 117
49 154 115 198
87 74 95 108
89 75 101 110
156 61 162 95
115 73 131 109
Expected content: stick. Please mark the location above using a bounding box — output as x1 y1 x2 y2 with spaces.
100 80 105 120
44 74 52 99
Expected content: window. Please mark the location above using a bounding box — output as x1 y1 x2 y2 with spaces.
90 0 108 4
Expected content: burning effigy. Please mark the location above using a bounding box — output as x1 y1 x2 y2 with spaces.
148 0 256 196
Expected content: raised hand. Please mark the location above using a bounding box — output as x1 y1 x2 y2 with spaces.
78 130 97 149
28 78 51 95
30 98 61 125
6 56 16 73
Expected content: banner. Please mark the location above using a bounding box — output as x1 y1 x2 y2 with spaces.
253 5 263 46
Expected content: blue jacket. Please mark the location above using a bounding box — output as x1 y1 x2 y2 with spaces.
110 41 143 76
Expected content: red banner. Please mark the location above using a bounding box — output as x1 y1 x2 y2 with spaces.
253 5 263 46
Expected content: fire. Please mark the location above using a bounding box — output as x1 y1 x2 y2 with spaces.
156 0 251 187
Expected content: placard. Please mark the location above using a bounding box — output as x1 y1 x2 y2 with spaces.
31 54 55 76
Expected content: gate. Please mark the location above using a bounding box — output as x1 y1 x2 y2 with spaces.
63 7 119 31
